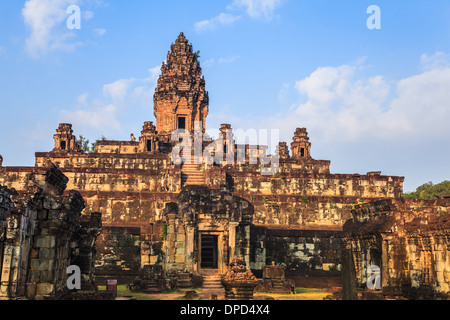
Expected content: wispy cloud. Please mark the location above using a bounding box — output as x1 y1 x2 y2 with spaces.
227 0 284 20
202 55 240 68
83 10 94 20
260 53 450 145
195 13 241 33
22 0 107 58
59 66 160 135
420 52 450 72
93 28 107 36
22 0 81 58
195 0 284 33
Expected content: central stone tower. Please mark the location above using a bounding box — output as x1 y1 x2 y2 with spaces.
154 32 209 142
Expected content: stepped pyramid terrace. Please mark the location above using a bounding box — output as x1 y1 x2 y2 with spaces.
1 33 450 300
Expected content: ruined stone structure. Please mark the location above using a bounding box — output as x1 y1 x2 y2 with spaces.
164 186 254 274
0 160 101 300
342 197 450 299
0 33 411 295
255 265 295 294
222 257 259 300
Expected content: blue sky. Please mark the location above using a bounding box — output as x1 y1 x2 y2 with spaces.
1 0 450 192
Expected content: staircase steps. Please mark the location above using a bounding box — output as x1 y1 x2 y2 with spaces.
142 280 162 294
181 155 206 186
202 275 224 292
176 273 193 288
268 280 291 294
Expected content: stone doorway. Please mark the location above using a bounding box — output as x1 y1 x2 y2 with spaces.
201 234 218 269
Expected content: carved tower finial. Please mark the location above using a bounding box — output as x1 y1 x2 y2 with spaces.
154 33 209 142
139 121 158 153
291 128 312 160
52 124 82 153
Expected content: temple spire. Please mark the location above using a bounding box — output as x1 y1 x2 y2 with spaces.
154 32 209 142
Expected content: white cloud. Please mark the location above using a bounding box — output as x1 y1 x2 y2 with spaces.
278 83 291 103
218 56 240 64
195 13 241 33
59 66 161 134
420 52 450 71
93 28 107 36
228 0 284 19
203 58 216 68
60 104 121 132
266 54 450 144
103 78 136 101
22 0 107 58
22 0 81 58
83 10 94 20
103 66 160 102
77 92 89 105
195 0 284 33
202 56 240 68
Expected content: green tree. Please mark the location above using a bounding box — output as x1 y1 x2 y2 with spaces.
76 135 107 153
194 50 201 61
76 135 92 153
404 180 450 200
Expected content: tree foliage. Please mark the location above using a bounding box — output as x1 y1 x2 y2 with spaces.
404 180 450 200
194 50 201 61
76 135 107 153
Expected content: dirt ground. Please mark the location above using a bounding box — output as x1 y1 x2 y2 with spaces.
99 285 335 301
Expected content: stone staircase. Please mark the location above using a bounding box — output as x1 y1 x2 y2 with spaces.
141 280 162 294
181 153 206 186
267 280 293 294
202 275 224 293
176 273 193 288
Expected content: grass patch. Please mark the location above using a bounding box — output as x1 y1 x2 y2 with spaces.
295 287 327 294
98 285 161 300
254 287 329 301
97 284 330 301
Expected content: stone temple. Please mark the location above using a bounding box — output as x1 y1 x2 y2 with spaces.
1 32 449 300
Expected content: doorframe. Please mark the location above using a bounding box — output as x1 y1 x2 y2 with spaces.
198 231 224 274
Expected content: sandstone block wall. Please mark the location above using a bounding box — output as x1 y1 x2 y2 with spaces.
342 198 450 299
0 162 101 300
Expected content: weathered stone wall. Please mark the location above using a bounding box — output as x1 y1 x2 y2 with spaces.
95 141 140 154
342 198 450 300
249 225 342 274
163 186 253 274
0 162 101 300
94 226 142 284
2 149 403 281
210 164 403 229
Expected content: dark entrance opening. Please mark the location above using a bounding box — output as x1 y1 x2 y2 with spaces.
201 234 218 269
60 141 67 150
146 140 152 152
178 117 186 130
300 148 305 157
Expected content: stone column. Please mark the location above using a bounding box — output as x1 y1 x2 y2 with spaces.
244 225 251 268
185 224 195 273
341 243 358 300
228 222 239 263
0 245 14 298
165 213 177 271
381 239 389 288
